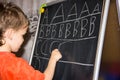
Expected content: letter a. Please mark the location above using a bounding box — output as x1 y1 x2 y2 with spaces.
79 2 90 18
66 3 77 20
41 9 48 24
50 4 64 23
92 3 100 14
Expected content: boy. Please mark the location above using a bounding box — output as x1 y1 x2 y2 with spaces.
0 2 62 80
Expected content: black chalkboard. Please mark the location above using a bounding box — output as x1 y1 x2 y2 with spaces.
29 0 110 80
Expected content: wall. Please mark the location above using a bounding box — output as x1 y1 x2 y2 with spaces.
102 0 120 64
20 0 56 62
99 0 120 79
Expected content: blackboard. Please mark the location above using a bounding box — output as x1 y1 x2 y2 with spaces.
29 0 110 80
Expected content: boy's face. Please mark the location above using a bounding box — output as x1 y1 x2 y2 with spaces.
10 24 28 52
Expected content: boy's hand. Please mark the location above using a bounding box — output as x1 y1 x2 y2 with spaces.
51 49 62 62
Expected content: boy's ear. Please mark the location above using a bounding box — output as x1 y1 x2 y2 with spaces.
4 29 14 40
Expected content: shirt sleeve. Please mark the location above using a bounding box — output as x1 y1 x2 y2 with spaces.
2 56 45 80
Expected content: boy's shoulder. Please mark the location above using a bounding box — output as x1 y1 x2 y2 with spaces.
0 52 28 70
0 52 15 58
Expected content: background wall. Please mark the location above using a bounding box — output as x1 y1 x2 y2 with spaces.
99 0 120 79
102 0 120 63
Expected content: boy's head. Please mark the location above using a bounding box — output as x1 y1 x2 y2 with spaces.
0 2 29 52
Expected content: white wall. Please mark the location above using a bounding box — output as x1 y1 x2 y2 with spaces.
21 0 56 62
21 0 47 62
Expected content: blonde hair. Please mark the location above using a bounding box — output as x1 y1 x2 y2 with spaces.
0 2 29 46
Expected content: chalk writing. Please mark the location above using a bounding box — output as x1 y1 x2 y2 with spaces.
39 2 100 40
31 0 104 80
33 1 101 66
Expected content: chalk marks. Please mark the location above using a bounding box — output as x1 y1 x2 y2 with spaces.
33 56 94 67
33 1 102 66
31 0 104 80
35 36 96 66
39 16 97 39
39 1 100 39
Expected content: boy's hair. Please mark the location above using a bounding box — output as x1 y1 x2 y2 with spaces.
0 2 29 46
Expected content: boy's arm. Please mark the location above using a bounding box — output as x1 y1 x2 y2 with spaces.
43 49 62 80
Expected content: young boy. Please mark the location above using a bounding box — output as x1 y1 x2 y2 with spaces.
0 2 62 80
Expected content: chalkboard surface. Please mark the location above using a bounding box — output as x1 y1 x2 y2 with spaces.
30 0 107 80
